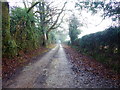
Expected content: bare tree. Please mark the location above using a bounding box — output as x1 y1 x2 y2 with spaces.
27 0 67 45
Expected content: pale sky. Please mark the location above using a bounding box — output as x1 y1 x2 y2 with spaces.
7 0 116 39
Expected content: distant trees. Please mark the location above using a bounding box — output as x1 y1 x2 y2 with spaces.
68 15 81 45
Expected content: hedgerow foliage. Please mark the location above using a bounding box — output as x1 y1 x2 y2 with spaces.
79 27 120 54
10 7 41 52
3 6 42 58
75 27 120 72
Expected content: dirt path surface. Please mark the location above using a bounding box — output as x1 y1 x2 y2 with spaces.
3 44 74 88
34 44 75 88
3 44 119 88
3 45 60 88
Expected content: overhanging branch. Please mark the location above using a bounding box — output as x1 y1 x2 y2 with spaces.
27 1 40 13
47 2 67 33
50 14 65 30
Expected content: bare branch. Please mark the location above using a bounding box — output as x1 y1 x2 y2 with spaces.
47 2 67 33
27 1 40 13
50 13 65 30
23 0 27 9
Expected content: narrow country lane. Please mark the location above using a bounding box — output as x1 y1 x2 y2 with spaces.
2 1 120 89
45 45 74 88
3 44 119 88
3 44 74 88
3 45 60 88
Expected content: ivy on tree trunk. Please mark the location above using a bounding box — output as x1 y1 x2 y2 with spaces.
2 2 17 58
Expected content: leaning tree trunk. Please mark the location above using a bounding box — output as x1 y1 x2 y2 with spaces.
2 2 17 57
39 1 47 46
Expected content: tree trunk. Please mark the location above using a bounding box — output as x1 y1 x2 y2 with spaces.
39 1 47 46
42 32 47 46
2 2 11 40
2 2 17 57
0 2 2 60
